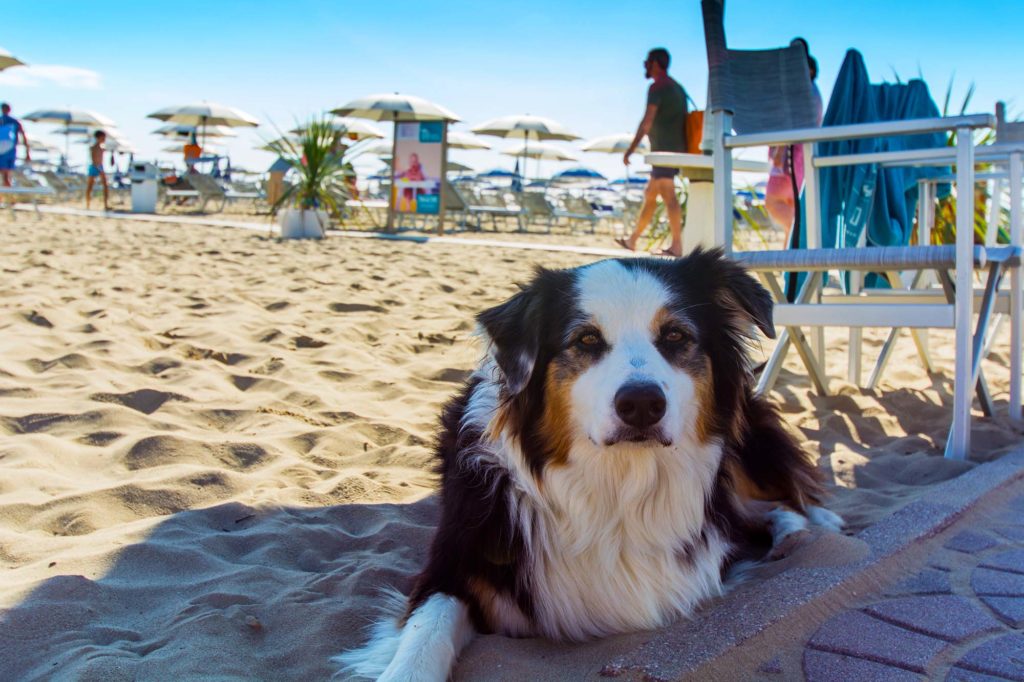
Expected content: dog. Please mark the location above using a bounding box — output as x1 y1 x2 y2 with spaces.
338 248 842 681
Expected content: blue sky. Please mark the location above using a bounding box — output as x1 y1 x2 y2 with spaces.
2 1 1022 178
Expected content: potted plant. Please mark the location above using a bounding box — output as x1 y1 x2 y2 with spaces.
267 117 352 239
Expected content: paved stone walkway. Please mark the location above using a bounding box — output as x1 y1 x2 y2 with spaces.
799 491 1024 681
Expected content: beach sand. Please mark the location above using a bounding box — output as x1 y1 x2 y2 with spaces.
0 213 1020 679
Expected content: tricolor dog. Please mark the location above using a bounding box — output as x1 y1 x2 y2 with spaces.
339 248 842 681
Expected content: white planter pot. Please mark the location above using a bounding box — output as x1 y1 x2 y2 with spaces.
278 208 327 239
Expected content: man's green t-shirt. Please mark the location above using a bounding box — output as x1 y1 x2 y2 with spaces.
647 76 687 152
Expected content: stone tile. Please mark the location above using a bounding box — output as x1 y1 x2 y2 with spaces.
948 669 1020 682
807 610 947 673
945 530 999 554
953 633 1024 681
973 567 1024 596
756 655 783 674
864 595 1001 642
981 549 1024 576
979 595 1024 627
803 649 919 682
887 568 953 596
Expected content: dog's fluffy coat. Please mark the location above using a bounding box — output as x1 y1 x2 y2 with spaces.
338 249 841 681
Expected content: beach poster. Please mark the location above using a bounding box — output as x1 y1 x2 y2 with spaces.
392 121 443 214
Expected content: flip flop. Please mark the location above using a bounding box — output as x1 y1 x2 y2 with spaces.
655 248 682 258
614 237 635 252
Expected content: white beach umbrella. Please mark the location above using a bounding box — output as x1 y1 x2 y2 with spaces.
289 116 386 141
153 123 238 139
475 114 579 180
357 139 394 156
0 48 24 71
148 102 259 128
472 114 579 142
581 133 649 155
446 131 492 150
147 101 258 148
331 93 460 123
500 141 578 161
23 107 116 159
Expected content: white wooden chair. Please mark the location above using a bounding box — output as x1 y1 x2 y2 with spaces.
699 0 1018 459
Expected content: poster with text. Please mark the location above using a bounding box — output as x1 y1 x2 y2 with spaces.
392 121 443 214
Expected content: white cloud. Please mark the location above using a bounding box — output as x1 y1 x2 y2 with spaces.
0 64 102 89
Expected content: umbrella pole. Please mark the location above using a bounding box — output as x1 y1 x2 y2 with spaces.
64 120 69 171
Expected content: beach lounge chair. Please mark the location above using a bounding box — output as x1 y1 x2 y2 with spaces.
696 0 1017 459
0 170 55 217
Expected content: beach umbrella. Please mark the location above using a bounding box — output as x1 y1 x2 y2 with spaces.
147 101 259 148
551 166 607 184
290 116 385 141
331 93 459 123
445 160 473 173
500 141 578 162
475 114 579 181
581 133 649 155
153 123 238 139
23 107 116 160
0 48 24 71
446 131 492 150
610 177 648 187
162 142 223 154
356 139 394 156
472 114 579 142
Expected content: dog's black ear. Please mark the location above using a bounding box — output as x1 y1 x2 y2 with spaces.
477 285 542 396
718 258 776 339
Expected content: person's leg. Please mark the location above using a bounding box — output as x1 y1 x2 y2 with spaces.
765 173 795 236
85 176 95 209
1 170 10 187
101 173 109 210
656 177 683 256
623 180 661 249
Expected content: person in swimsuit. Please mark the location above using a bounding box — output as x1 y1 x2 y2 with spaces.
620 48 688 257
86 130 109 211
0 103 31 187
765 38 823 242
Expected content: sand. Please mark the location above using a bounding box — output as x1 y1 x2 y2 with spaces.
0 212 1020 680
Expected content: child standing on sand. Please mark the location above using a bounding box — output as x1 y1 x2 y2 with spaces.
86 130 109 211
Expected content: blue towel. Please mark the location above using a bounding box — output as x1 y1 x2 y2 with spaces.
789 50 951 294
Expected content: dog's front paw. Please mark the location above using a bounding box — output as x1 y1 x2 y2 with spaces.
807 505 844 532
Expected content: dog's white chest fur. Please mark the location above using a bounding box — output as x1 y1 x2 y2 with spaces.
522 439 729 640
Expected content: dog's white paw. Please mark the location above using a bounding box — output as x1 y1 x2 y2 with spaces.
807 505 844 532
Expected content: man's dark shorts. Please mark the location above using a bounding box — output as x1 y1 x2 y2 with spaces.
650 166 679 180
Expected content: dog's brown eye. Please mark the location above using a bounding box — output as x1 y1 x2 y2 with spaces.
662 329 686 343
579 333 601 347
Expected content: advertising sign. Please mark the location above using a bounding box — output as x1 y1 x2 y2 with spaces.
392 121 444 214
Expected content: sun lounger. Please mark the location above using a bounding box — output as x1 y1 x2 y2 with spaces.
695 0 1017 459
0 172 55 216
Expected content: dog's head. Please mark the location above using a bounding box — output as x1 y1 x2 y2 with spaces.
478 248 773 475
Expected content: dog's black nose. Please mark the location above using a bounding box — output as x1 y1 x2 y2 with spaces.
614 382 667 429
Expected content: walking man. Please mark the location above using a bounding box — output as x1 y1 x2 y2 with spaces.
619 48 688 257
0 102 31 187
85 130 109 211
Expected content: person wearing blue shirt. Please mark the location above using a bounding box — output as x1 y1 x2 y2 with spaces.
0 102 31 187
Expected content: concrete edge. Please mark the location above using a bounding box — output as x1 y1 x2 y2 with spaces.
602 449 1024 681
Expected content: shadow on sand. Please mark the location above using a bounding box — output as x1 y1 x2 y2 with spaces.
0 498 438 681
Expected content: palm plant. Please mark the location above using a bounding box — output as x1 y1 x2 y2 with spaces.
930 77 1010 246
265 117 353 216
